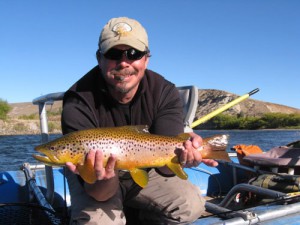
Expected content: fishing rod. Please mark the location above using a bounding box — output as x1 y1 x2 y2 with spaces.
191 88 259 129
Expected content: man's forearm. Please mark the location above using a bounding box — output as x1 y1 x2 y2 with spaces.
84 176 119 201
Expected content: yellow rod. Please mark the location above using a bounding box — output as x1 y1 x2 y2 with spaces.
191 88 259 129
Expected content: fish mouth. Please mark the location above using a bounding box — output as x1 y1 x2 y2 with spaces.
32 153 62 166
33 154 51 163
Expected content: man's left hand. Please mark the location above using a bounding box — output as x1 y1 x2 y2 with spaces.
180 132 218 168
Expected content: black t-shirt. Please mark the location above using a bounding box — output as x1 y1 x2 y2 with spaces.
61 66 184 137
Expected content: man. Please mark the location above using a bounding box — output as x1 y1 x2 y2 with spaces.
62 17 217 225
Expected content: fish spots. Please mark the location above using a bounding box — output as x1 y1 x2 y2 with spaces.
35 126 187 171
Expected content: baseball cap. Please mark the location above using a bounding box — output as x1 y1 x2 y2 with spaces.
99 17 149 54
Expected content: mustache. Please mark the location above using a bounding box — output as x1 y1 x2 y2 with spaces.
110 68 137 76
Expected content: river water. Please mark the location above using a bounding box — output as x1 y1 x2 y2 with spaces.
0 130 299 172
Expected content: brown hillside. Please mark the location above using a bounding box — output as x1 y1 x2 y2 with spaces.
8 101 62 118
8 90 299 120
196 89 300 119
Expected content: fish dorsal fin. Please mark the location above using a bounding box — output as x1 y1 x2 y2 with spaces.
120 125 150 134
176 133 191 141
132 125 150 133
129 168 149 188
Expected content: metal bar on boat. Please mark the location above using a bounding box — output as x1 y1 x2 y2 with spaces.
211 202 300 225
177 86 199 132
218 183 287 208
224 161 259 174
32 92 65 205
205 202 257 221
32 92 65 105
22 163 55 212
38 100 55 204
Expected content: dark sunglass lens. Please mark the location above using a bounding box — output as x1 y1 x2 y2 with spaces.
127 49 145 60
104 48 146 60
104 49 123 60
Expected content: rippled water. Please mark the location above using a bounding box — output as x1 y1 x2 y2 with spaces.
0 134 61 172
0 130 299 172
199 129 300 151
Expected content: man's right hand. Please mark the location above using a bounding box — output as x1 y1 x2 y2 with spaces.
66 150 119 201
66 150 117 181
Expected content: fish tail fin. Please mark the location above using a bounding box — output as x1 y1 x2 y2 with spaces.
202 134 231 161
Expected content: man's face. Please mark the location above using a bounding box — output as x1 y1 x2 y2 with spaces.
98 45 149 94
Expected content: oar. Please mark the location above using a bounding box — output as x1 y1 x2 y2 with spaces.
191 88 259 129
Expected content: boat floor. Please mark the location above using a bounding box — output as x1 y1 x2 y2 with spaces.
0 203 68 225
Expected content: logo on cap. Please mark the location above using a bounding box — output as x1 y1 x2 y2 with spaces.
112 22 132 37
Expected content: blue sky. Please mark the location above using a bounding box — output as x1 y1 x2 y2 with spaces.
1 1 299 109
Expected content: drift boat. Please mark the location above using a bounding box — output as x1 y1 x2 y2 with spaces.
1 86 300 225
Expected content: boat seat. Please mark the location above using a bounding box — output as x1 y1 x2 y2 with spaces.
244 143 300 175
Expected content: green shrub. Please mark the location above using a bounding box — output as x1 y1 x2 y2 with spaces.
261 113 300 128
47 107 62 116
18 114 38 120
48 122 61 133
0 98 11 120
206 113 300 130
13 122 27 132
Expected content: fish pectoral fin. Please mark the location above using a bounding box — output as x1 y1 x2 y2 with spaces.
77 158 97 184
129 168 149 188
166 157 188 180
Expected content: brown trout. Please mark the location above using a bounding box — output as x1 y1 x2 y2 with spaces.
33 125 230 188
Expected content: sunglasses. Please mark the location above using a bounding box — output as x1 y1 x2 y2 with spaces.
103 48 148 61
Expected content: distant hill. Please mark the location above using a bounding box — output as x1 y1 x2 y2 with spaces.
8 101 62 118
2 89 299 135
8 89 300 119
195 89 300 119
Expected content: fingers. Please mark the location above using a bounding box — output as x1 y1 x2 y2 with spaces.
106 154 117 176
94 150 105 180
202 159 219 167
94 151 116 180
179 134 202 167
180 146 202 168
66 162 79 174
188 132 202 149
179 149 188 166
179 132 217 168
66 150 117 182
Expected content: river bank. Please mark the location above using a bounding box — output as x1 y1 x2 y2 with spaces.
0 119 61 135
3 90 300 136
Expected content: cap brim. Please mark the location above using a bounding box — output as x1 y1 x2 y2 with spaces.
101 36 146 53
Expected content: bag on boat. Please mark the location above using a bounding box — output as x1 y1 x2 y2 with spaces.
249 174 300 193
241 141 300 175
244 141 300 192
231 144 263 166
